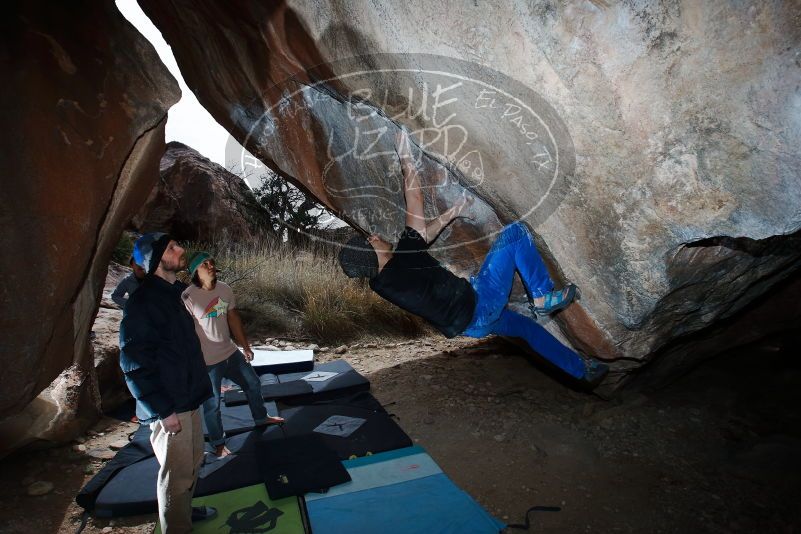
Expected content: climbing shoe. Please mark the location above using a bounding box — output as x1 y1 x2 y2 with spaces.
529 283 578 317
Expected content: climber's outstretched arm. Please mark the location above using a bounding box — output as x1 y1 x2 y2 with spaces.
423 191 474 245
395 129 427 239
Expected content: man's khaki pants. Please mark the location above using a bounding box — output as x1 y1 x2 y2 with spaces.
149 409 204 534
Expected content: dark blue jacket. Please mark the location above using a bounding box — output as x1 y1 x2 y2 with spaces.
119 275 212 423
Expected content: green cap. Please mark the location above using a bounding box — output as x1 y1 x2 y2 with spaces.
188 251 211 275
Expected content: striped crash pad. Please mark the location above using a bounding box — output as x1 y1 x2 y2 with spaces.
305 446 504 534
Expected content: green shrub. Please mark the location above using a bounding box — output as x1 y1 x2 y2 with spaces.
111 232 135 264
186 238 428 343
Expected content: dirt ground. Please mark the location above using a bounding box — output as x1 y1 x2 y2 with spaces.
1 332 799 534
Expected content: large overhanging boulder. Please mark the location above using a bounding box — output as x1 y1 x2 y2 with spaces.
0 1 180 448
132 141 268 242
139 0 801 386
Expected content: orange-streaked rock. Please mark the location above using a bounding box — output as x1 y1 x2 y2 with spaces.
0 2 180 429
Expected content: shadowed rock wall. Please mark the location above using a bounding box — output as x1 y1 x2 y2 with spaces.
0 0 180 439
139 0 801 386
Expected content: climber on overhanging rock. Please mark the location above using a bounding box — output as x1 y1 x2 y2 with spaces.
339 129 609 387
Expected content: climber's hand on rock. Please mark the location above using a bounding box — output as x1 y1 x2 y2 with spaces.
454 191 476 219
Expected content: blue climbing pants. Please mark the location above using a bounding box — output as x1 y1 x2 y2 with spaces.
462 222 586 379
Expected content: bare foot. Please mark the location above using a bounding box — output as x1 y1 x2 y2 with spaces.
214 445 232 457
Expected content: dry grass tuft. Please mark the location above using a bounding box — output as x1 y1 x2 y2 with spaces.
183 239 428 343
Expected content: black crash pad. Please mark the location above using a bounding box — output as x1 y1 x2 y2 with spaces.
257 432 351 500
262 392 410 460
223 380 314 407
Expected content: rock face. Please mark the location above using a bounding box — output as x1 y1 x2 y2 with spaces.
93 263 133 415
140 0 801 384
634 269 801 391
0 1 180 443
132 141 267 242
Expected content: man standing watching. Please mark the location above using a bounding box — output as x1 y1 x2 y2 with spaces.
183 252 284 458
119 233 216 533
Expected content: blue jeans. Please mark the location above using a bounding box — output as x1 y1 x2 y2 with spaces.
201 349 267 446
462 222 586 379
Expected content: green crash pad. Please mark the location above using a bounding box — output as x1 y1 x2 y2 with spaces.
154 483 307 534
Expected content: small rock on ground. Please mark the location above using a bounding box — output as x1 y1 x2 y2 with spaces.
87 449 116 460
109 440 129 450
27 481 54 496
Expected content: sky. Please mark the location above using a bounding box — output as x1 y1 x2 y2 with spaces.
116 0 340 227
116 0 262 187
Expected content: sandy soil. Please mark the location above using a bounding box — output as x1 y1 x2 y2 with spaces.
1 333 799 534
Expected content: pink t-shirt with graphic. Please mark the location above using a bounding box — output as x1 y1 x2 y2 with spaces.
182 281 238 366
